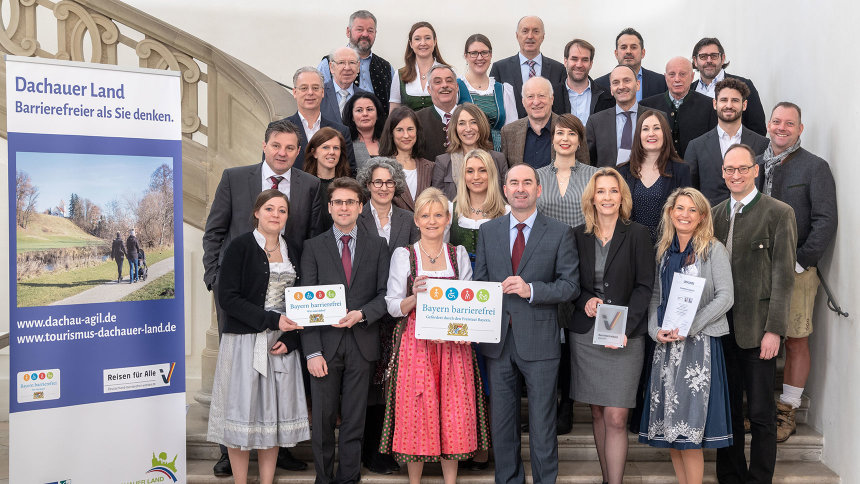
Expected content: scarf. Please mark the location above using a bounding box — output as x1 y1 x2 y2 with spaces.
657 234 695 326
761 137 801 196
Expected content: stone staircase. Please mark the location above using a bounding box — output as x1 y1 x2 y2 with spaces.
185 394 839 483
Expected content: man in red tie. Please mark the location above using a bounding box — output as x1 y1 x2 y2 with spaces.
474 164 580 484
415 64 460 161
299 177 390 484
202 119 323 476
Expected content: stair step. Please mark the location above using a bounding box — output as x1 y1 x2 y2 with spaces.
185 459 839 483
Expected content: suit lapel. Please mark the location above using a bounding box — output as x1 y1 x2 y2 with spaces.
249 163 264 202
499 214 514 276
517 214 547 274
350 232 366 285
604 222 628 273
322 232 348 286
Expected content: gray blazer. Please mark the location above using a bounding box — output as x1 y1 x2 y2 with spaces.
585 104 641 167
500 113 558 167
474 212 580 361
686 126 768 206
202 163 322 288
489 53 566 119
321 81 369 124
431 150 508 200
357 203 419 257
648 240 734 341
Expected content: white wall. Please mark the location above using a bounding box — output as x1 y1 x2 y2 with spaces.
3 0 858 479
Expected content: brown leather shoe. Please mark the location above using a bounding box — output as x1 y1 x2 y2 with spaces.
776 401 797 443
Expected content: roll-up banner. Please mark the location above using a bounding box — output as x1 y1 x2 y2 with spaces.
6 56 185 483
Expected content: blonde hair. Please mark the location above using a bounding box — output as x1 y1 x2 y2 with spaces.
454 149 506 219
581 167 633 236
413 187 450 219
655 187 715 262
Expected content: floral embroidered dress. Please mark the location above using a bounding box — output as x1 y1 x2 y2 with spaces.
379 243 490 461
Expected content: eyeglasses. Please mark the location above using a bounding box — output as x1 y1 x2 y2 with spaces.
697 52 722 61
722 165 755 175
334 60 359 67
329 199 361 207
295 85 322 93
467 50 491 59
524 93 549 102
370 179 396 188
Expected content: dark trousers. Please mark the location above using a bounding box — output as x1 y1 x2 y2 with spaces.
487 333 559 484
716 333 777 484
310 331 372 484
559 329 572 404
115 258 124 280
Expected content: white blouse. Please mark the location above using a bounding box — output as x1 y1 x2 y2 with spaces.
385 243 472 317
458 76 519 126
389 60 441 103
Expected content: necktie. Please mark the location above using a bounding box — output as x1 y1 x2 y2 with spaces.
338 89 349 113
341 235 352 286
620 111 633 150
726 201 744 256
511 223 526 274
443 112 452 147
527 60 537 78
269 175 284 190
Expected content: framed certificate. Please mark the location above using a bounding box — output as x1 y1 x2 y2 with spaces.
593 304 627 347
415 279 503 343
284 284 348 326
661 273 706 337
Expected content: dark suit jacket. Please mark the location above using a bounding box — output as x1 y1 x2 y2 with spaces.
414 106 449 161
617 159 692 203
392 157 435 212
474 212 580 361
585 104 641 167
358 203 419 257
431 150 508 200
692 73 767 136
594 67 667 99
489 53 567 119
571 221 655 337
299 226 390 362
321 81 370 124
557 77 616 118
640 90 718 158
283 112 356 175
686 126 768 206
755 148 838 268
713 192 797 349
500 113 558 167
202 163 323 288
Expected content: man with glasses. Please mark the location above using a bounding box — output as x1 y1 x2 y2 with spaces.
317 10 394 114
283 67 356 173
713 144 797 484
321 46 370 123
500 76 558 168
300 177 390 484
203 119 323 476
691 37 767 135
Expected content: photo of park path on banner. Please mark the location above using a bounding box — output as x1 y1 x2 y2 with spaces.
6 56 185 484
416 279 502 343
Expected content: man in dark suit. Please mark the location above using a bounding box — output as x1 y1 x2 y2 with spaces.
321 46 370 123
500 77 557 168
686 78 768 206
283 67 356 174
640 57 717 158
714 144 797 484
202 119 321 476
475 164 579 484
489 16 566 119
300 177 389 484
558 38 614 125
585 65 641 167
414 65 459 161
691 37 767 136
756 102 837 443
594 28 666 102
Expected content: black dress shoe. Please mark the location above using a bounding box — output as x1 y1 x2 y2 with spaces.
213 453 232 477
277 448 308 471
382 453 400 472
365 453 393 475
459 458 490 471
521 422 529 433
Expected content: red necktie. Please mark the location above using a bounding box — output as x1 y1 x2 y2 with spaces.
511 223 526 274
527 60 537 78
341 235 352 286
269 175 284 189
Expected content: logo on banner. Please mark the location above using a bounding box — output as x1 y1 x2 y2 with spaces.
146 451 179 482
44 480 71 484
17 368 60 403
103 363 175 393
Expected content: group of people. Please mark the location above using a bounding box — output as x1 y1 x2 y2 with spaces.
201 10 838 484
